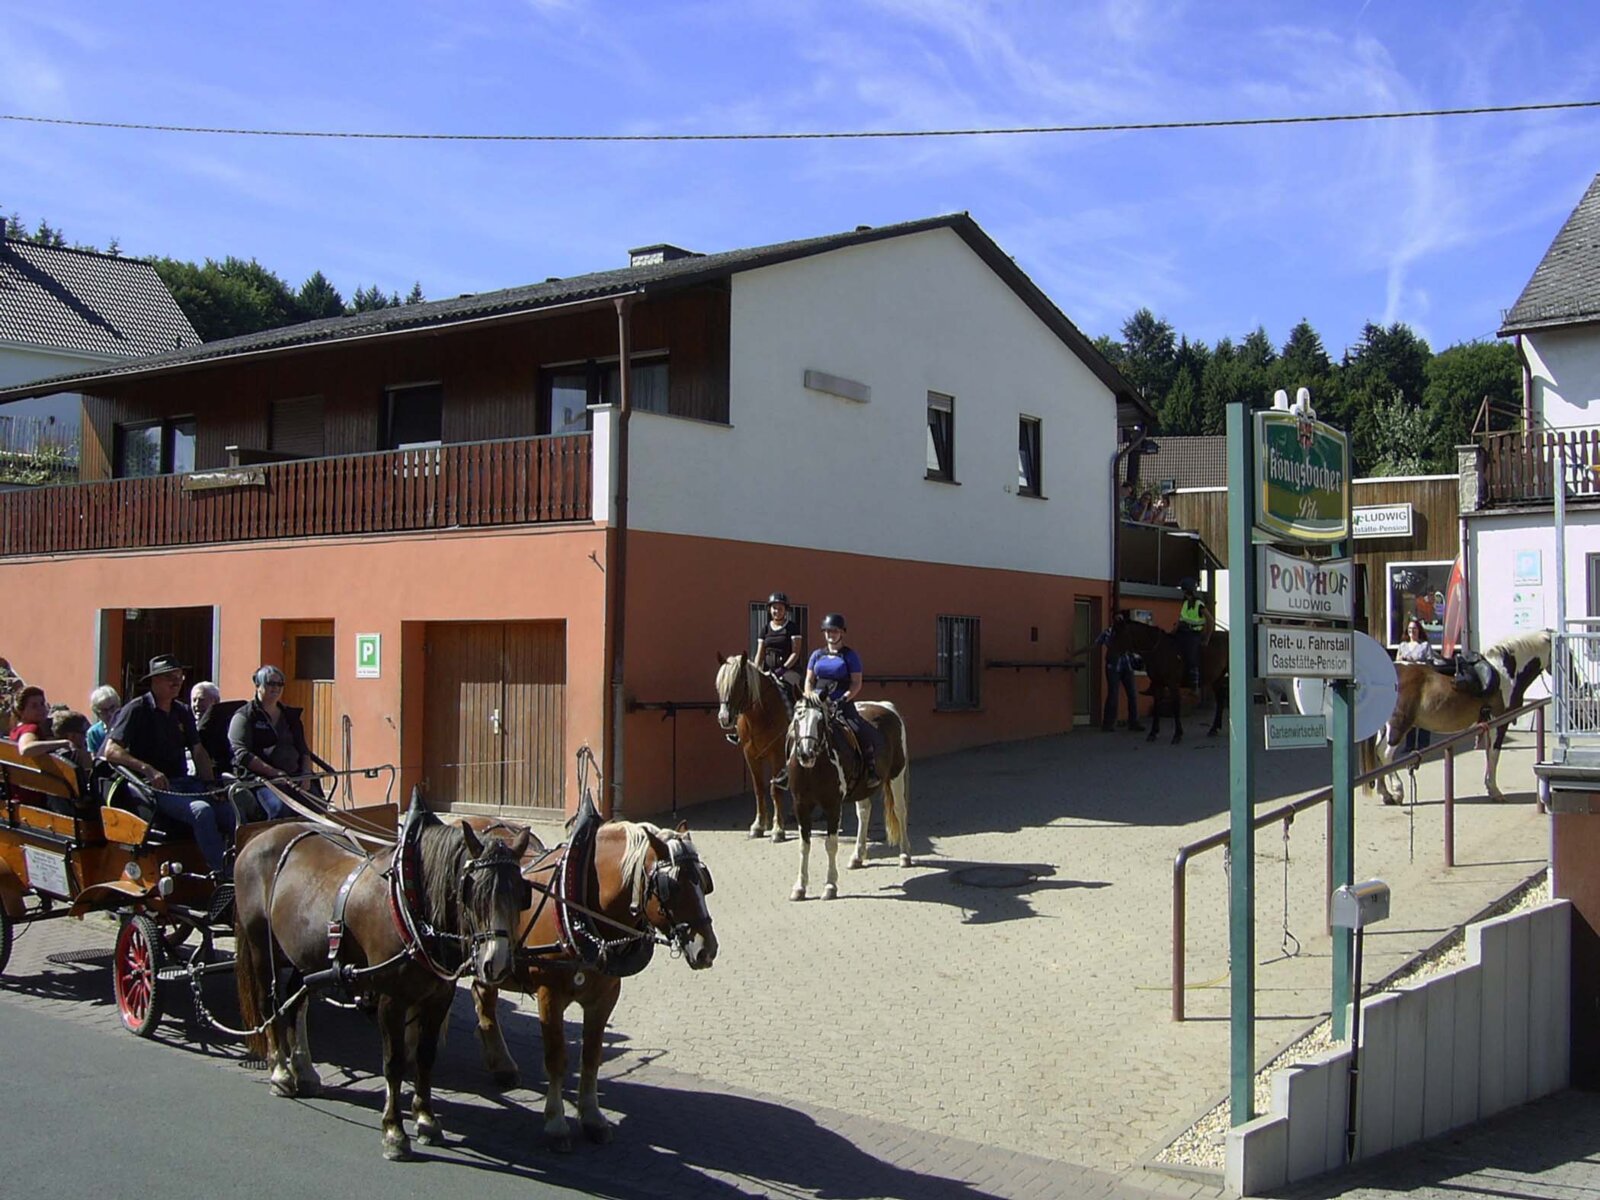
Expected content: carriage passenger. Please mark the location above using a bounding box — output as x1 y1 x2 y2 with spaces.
227 666 314 821
8 687 90 810
102 655 234 877
757 592 803 698
86 685 121 756
803 613 881 789
1173 577 1211 692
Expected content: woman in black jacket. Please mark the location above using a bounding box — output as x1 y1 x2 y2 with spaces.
227 665 314 819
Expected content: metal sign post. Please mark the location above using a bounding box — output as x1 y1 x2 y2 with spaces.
1226 398 1258 1125
1330 535 1356 1042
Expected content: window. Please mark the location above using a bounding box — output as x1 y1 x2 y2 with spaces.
1385 560 1453 648
1018 416 1043 497
748 601 809 661
926 392 955 481
270 396 326 458
543 355 671 434
384 383 443 450
936 615 980 710
114 418 196 478
293 635 336 681
1588 553 1600 617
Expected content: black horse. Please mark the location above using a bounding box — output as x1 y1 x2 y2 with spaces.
1103 613 1229 743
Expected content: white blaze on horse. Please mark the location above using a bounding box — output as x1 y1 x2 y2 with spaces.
785 692 911 900
716 652 792 841
1362 629 1551 803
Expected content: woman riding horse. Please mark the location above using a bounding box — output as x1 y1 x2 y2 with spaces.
804 612 880 788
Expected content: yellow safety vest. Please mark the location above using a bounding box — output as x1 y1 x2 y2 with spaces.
1179 599 1207 629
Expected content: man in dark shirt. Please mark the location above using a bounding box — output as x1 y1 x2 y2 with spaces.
103 654 233 875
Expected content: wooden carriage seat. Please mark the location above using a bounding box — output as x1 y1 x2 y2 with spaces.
93 764 192 846
0 737 89 819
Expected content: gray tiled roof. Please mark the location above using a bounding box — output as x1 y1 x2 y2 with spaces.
0 214 1147 420
1144 434 1226 488
0 240 199 359
1501 173 1600 334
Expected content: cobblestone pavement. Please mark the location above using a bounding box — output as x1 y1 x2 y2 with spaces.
0 717 1559 1198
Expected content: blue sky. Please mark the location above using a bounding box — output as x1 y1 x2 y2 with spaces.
4 1 1598 357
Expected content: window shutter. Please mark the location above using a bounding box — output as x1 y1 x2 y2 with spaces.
270 396 326 458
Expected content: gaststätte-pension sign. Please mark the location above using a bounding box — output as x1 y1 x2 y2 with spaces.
1254 411 1350 543
1256 545 1354 621
1257 624 1355 680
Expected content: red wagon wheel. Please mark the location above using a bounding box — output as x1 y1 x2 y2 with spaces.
114 914 165 1037
0 903 13 977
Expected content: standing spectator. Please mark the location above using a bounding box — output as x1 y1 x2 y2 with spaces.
1097 625 1145 733
1396 618 1434 752
87 685 121 755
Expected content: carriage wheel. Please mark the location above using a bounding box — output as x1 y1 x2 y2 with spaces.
114 914 165 1037
0 903 13 977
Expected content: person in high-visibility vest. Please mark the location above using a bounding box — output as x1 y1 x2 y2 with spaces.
1173 577 1212 692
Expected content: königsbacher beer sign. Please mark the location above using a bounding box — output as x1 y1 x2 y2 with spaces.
1254 411 1349 543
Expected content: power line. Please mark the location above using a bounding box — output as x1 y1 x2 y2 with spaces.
2 99 1597 144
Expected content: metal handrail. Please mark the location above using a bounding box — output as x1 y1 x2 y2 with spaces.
1170 696 1549 1021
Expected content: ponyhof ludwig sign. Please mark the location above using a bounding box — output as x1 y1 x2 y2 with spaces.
1257 624 1355 679
1256 545 1354 621
1253 411 1349 543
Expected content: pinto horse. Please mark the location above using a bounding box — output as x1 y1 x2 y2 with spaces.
468 817 718 1151
1362 629 1551 803
786 692 910 900
716 652 792 840
234 810 532 1161
1103 613 1229 743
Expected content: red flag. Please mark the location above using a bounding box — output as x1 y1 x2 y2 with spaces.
1442 556 1467 655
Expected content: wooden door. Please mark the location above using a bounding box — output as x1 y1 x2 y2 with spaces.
120 606 215 701
422 622 566 810
1073 597 1100 727
283 622 335 763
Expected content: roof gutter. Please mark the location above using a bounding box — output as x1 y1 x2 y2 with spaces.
0 292 639 404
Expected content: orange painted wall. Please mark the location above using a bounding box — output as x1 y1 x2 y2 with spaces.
618 530 1111 815
0 523 609 808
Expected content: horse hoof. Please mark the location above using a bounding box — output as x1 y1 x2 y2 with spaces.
1172 735 1182 746
492 1069 520 1090
1145 732 1157 743
790 887 806 901
847 856 863 870
548 1135 575 1155
771 829 788 843
747 826 764 839
1381 795 1401 807
269 1072 297 1099
383 1135 413 1162
415 1121 443 1147
899 854 913 868
583 1120 614 1145
822 884 837 901
296 1074 323 1098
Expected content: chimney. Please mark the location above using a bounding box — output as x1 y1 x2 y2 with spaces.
627 243 701 268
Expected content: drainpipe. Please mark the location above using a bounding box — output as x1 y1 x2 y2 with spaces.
1109 424 1150 617
603 295 635 816
1518 334 1532 429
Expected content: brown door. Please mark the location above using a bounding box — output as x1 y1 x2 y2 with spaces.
1073 597 1101 727
120 606 215 700
423 621 565 809
283 622 335 764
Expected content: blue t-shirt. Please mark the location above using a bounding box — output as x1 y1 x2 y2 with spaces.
808 646 863 699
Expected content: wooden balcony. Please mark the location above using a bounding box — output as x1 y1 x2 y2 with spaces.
1483 426 1600 506
0 434 591 558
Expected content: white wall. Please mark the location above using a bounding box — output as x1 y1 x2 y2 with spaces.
625 227 1117 580
1525 326 1600 430
1469 509 1600 660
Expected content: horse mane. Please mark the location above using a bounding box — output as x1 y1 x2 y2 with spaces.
417 818 469 939
716 653 767 714
617 821 672 912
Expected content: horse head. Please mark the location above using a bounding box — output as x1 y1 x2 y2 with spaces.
715 652 756 731
636 823 717 969
789 691 831 768
456 824 534 986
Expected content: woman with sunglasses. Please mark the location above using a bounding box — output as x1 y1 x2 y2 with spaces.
227 666 313 820
802 612 881 788
86 685 122 756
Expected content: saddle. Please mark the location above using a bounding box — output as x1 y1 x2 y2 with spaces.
1429 651 1500 698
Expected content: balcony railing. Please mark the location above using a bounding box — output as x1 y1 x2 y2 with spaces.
1483 426 1600 505
1118 520 1210 590
0 433 591 557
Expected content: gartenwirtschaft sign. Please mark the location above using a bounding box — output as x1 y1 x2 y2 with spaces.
1264 713 1330 750
1256 545 1354 621
1257 624 1355 679
1253 411 1350 544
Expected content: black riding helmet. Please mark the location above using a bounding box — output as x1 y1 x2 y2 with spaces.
821 612 847 632
1179 577 1198 596
768 591 789 607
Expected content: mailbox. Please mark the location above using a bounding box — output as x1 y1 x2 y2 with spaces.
1330 879 1390 930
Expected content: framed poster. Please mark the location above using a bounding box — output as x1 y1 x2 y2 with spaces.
1385 560 1452 647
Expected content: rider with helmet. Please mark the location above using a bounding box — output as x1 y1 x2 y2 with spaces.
803 613 881 789
757 592 803 701
1174 577 1212 692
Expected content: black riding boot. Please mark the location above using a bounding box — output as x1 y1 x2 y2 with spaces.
863 744 882 790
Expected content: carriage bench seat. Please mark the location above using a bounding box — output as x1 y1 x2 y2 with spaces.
0 738 93 821
97 771 193 847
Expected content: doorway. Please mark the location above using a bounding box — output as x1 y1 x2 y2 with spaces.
1073 597 1101 727
283 621 336 764
422 621 566 811
117 606 215 700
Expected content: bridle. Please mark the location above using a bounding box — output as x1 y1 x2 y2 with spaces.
788 694 833 769
640 833 716 955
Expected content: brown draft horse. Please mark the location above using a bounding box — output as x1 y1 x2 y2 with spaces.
1103 612 1229 743
234 812 531 1161
1362 629 1551 803
716 652 791 840
786 692 911 900
468 817 718 1152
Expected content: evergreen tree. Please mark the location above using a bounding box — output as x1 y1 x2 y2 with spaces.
1198 337 1239 434
295 270 345 320
1119 308 1178 406
1158 368 1202 435
1340 322 1432 474
1421 340 1521 469
405 281 425 305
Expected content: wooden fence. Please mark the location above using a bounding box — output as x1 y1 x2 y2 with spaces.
1483 427 1600 505
0 434 591 557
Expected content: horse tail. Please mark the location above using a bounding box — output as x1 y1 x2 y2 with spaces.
233 898 271 1060
1359 733 1378 791
878 705 909 855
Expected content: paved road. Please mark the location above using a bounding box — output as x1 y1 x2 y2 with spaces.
0 716 1568 1198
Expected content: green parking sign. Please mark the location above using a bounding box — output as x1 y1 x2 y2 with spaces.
356 633 381 679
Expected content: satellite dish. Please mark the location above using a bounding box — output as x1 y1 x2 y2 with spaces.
1292 632 1398 742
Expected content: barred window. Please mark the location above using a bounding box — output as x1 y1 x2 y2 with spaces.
936 615 980 710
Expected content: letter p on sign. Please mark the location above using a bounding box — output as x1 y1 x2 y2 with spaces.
356 633 381 679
